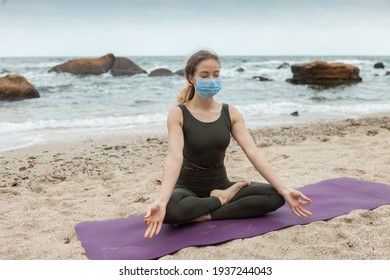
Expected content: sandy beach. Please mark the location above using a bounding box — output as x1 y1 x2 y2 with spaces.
1 113 390 260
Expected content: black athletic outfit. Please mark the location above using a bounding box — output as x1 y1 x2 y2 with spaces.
163 103 285 224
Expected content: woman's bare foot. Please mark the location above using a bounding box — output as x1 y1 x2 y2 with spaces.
190 213 211 223
173 213 211 225
210 180 251 205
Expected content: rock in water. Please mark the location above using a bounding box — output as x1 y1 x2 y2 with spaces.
148 68 174 77
374 62 385 69
0 74 40 101
277 62 290 69
174 69 185 76
253 76 273 81
287 61 362 86
110 57 147 76
49 54 115 75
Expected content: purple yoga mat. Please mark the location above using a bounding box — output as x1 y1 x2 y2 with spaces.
75 177 390 260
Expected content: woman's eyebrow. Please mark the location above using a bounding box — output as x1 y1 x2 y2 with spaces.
199 70 220 74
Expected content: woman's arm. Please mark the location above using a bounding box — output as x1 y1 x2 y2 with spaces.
144 107 184 238
229 106 312 217
154 107 184 205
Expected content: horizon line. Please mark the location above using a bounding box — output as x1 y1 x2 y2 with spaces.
1 54 390 58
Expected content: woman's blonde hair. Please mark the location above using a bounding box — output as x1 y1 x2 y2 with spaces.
177 49 220 104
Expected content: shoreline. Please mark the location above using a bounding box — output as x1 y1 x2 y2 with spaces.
2 110 390 154
1 113 390 259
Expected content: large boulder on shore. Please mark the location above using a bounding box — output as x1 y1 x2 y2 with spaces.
49 54 115 75
148 68 174 77
110 57 147 76
0 74 40 101
287 61 362 85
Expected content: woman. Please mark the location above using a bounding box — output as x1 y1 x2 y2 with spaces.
144 50 312 238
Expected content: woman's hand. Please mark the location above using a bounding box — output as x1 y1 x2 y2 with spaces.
282 189 312 217
144 201 166 238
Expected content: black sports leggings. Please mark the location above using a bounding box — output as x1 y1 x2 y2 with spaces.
163 182 285 224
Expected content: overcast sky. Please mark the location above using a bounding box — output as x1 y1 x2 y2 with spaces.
1 0 389 56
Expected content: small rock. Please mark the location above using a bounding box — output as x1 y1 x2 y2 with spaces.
291 111 299 117
11 179 19 187
0 183 7 188
236 67 245 72
253 76 272 81
113 145 127 150
277 62 290 69
346 241 353 248
373 62 385 69
135 196 149 203
64 237 71 244
73 156 83 160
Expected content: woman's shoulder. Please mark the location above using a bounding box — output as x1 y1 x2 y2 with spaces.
225 104 241 115
225 104 244 124
167 105 184 124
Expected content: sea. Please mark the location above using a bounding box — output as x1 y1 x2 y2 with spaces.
1 55 389 151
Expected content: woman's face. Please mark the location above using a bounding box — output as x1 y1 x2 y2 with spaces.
191 58 220 84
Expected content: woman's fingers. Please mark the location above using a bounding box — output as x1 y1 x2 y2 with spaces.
300 193 311 202
144 224 152 238
156 222 163 236
292 207 302 217
144 223 157 238
300 200 311 206
299 197 312 206
149 223 157 238
300 207 312 216
296 207 308 217
293 206 312 217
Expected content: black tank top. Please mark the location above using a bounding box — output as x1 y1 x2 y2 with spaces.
179 104 231 168
175 103 232 194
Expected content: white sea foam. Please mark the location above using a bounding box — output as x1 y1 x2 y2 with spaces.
0 113 167 134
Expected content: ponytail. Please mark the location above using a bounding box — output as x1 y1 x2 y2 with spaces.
177 83 195 104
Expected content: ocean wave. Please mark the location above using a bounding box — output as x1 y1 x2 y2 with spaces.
0 113 167 134
1 68 11 74
36 84 74 93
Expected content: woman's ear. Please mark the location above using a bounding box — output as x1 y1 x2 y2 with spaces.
188 76 196 86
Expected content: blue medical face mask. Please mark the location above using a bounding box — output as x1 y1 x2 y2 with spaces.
194 78 222 99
